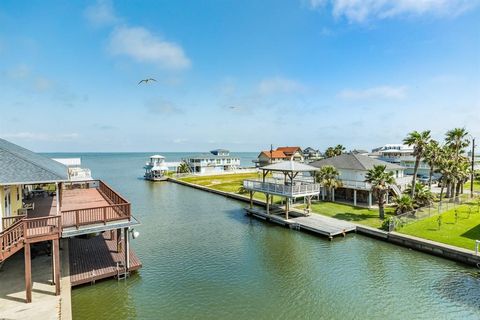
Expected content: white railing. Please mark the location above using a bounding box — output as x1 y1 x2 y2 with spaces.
341 180 371 189
243 180 320 196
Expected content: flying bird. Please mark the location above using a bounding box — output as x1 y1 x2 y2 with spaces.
138 78 157 85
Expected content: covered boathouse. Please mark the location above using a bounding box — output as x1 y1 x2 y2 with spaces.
243 161 321 219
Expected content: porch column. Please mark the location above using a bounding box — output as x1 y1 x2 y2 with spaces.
332 188 335 202
322 187 325 200
53 238 60 295
25 243 32 303
266 194 270 215
353 190 357 206
249 191 253 209
368 191 373 207
124 228 130 271
55 182 60 215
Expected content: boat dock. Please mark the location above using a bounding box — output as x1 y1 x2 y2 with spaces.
69 233 142 286
245 207 356 239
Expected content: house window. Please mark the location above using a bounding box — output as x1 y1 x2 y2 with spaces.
216 159 221 164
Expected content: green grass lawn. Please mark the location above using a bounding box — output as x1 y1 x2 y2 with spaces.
464 180 480 192
179 172 283 202
399 200 480 250
304 201 395 228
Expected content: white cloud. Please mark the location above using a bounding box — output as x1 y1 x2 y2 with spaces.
309 0 479 23
7 64 30 79
1 132 79 141
84 0 119 27
173 138 188 144
257 77 306 95
108 26 191 70
34 77 53 91
146 98 184 115
339 85 407 100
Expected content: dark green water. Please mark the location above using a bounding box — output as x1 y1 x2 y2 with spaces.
58 153 480 319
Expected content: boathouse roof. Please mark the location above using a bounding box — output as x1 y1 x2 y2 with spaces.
261 161 319 172
0 138 69 185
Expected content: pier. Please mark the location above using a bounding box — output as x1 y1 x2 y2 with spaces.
245 206 356 239
69 233 142 286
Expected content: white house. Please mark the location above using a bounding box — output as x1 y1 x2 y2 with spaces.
184 149 240 174
310 153 409 207
370 144 431 177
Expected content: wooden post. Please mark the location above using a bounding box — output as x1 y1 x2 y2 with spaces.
55 182 60 215
117 229 122 253
266 194 270 215
368 191 373 207
285 198 289 220
353 189 357 206
53 238 60 295
25 243 32 303
249 191 253 209
124 228 130 271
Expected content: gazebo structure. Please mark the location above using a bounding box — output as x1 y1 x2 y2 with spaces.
243 161 321 219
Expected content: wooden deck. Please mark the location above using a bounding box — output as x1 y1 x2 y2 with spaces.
245 207 356 239
69 233 141 286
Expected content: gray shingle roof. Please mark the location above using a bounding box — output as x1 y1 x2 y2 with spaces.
310 153 404 171
0 138 69 185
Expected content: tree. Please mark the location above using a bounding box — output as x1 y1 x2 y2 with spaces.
445 127 469 159
324 145 345 158
393 195 414 215
334 144 345 156
403 130 431 198
423 140 441 189
404 183 436 207
365 165 395 219
315 165 342 201
177 162 191 173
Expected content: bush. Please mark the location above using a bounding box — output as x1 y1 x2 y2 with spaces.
381 217 395 231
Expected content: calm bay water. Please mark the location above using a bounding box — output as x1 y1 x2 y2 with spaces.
47 153 480 319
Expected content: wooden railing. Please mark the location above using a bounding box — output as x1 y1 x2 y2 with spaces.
61 203 131 229
2 215 26 230
243 180 321 196
0 219 25 260
24 216 61 240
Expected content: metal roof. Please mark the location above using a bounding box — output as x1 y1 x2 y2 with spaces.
310 153 404 171
0 138 69 185
261 161 319 172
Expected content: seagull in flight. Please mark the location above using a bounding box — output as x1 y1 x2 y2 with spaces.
138 78 157 85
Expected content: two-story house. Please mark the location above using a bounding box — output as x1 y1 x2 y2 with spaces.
183 149 240 174
256 146 304 167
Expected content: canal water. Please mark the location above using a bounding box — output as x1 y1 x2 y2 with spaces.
51 153 480 319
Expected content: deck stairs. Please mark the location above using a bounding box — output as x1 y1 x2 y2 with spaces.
0 219 26 263
391 184 402 197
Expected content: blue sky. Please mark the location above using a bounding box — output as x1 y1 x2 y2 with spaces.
0 0 479 152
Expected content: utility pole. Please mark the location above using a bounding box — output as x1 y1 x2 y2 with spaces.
270 144 273 165
471 137 475 198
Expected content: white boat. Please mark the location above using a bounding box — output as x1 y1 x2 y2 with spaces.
144 155 169 181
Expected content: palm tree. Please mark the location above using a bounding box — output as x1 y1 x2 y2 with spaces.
365 165 395 219
177 162 191 174
315 165 342 201
334 144 345 156
393 195 414 214
423 140 441 189
404 183 436 207
445 128 469 159
403 130 431 198
324 147 336 158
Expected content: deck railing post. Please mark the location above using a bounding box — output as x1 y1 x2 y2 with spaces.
103 207 107 225
76 210 80 229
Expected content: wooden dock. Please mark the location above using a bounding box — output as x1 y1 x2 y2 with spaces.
69 233 142 286
245 207 356 239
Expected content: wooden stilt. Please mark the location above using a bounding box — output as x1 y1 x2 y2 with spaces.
124 228 130 271
249 191 253 209
285 198 289 220
53 238 60 295
25 243 32 303
266 194 270 215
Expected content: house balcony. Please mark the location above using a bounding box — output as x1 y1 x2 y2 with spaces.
243 180 321 198
2 180 137 241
